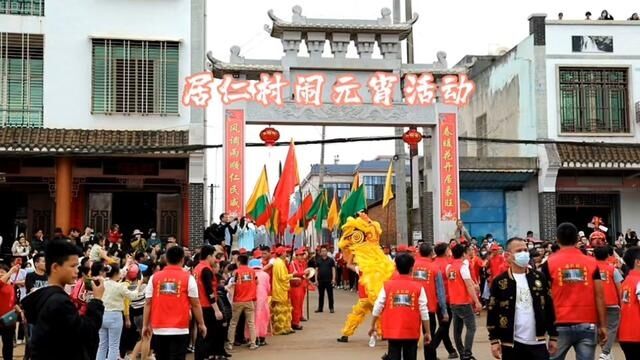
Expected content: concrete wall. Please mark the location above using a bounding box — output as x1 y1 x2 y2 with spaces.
458 36 537 158
620 190 640 233
545 22 640 142
0 0 193 131
505 178 540 239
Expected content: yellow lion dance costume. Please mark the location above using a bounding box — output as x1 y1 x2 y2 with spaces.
338 213 395 341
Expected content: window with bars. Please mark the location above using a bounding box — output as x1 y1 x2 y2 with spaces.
558 67 629 133
0 0 44 16
363 175 393 202
0 33 44 127
91 39 179 115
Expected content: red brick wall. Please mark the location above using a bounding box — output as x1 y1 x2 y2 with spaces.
368 198 396 246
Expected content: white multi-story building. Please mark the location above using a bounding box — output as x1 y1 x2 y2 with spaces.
457 13 640 242
0 0 207 249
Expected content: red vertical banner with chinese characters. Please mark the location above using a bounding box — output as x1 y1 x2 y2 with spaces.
439 113 459 221
224 110 245 218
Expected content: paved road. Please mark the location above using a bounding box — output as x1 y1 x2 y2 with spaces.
225 288 624 360
9 289 624 359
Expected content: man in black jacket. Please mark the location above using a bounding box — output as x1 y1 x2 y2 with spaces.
22 240 105 360
487 237 558 360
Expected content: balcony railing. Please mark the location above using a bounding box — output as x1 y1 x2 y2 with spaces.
0 108 43 127
0 0 44 16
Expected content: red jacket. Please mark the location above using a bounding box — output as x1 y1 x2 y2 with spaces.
412 256 439 313
0 279 15 316
597 260 619 307
234 265 257 302
193 260 216 308
381 275 423 340
447 259 472 305
433 257 451 303
547 248 599 324
619 270 640 342
150 265 191 330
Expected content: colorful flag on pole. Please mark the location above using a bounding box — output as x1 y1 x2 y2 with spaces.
351 172 360 191
271 140 300 233
306 190 329 231
288 193 313 234
246 166 271 226
327 191 339 230
382 161 394 209
339 185 367 226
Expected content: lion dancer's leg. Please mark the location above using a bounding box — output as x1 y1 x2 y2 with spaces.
337 299 374 342
271 300 293 335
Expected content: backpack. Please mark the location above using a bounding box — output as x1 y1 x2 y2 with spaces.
70 279 88 316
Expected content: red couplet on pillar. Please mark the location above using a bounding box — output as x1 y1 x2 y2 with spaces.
224 110 245 217
439 113 459 221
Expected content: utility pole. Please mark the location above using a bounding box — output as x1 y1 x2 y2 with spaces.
393 0 409 245
317 125 327 246
406 0 420 247
209 184 219 225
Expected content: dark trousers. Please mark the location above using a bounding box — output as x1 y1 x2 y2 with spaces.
195 308 216 360
451 304 477 359
620 342 640 360
211 317 228 356
502 342 549 360
424 312 438 360
234 312 246 343
0 323 15 360
387 339 418 360
430 305 456 354
153 334 190 360
317 281 334 311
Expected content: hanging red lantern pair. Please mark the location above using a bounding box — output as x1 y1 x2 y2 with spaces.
402 127 423 149
259 126 280 146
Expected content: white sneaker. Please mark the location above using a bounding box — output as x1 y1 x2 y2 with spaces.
16 339 24 345
599 353 612 360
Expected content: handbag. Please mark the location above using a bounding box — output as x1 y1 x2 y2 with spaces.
0 310 18 328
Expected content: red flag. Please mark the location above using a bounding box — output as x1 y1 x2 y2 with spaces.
288 194 313 233
271 140 300 230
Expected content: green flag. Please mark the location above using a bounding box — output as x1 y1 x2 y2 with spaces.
306 190 329 231
339 185 367 226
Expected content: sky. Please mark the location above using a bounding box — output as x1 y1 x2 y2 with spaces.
204 0 637 220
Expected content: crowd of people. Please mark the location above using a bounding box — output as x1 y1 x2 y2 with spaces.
556 9 640 20
0 215 639 360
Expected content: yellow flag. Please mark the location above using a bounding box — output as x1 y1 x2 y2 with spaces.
327 192 339 230
351 172 360 191
382 161 394 208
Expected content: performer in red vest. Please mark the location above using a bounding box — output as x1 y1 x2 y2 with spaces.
487 244 508 285
447 243 482 360
541 223 607 360
369 253 431 360
289 249 307 330
594 246 622 360
415 243 448 360
619 246 640 359
193 245 225 360
431 243 458 359
142 246 206 360
226 254 259 351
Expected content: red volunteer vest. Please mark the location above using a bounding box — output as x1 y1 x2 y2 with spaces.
412 256 438 313
447 259 472 305
619 270 640 342
150 265 191 330
547 248 599 324
488 255 507 284
597 260 619 307
381 275 423 340
193 260 217 308
234 265 257 302
433 257 450 303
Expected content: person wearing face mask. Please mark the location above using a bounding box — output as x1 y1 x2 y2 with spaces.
487 237 558 360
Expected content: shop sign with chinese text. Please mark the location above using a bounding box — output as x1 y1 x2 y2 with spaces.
182 71 474 108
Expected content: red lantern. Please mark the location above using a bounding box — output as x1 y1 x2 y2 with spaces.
402 127 422 149
259 126 280 146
